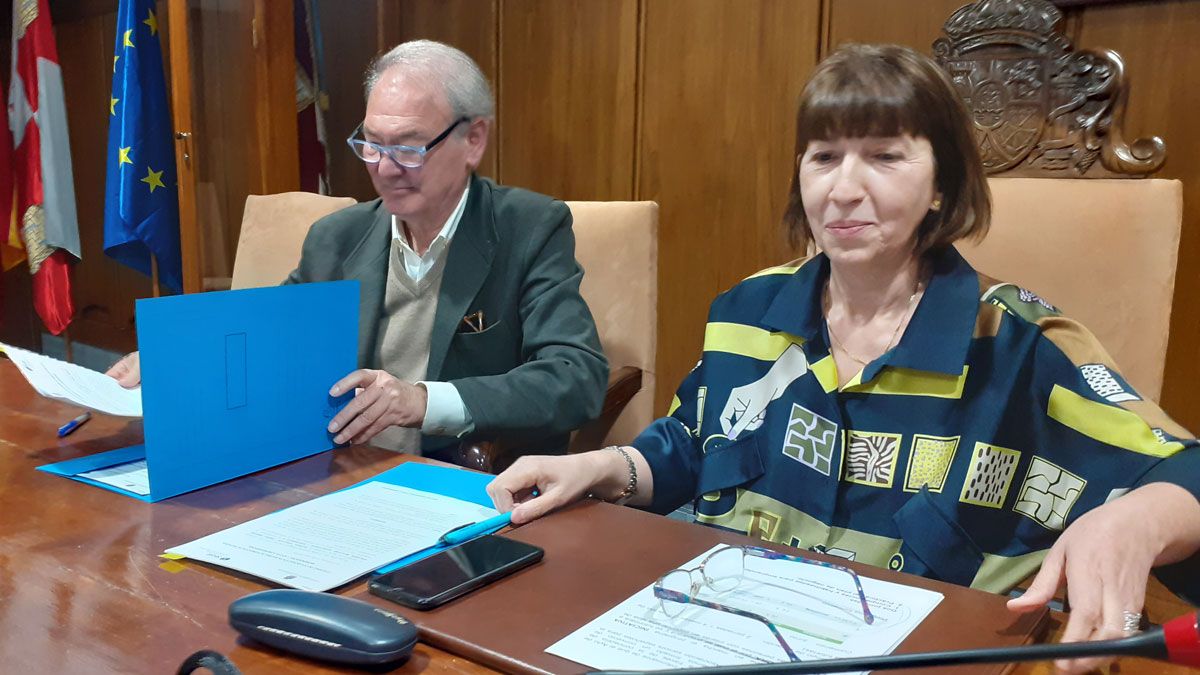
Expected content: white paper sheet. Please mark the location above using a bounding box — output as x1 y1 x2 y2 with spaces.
165 481 498 591
1 342 142 417
547 544 943 672
77 459 150 495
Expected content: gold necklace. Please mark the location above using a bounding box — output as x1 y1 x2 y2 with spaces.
824 282 921 367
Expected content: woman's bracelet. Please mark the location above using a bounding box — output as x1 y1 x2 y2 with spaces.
602 446 638 505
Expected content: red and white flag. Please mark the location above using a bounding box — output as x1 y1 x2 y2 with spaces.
8 0 79 335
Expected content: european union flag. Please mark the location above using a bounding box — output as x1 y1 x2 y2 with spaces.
103 0 182 293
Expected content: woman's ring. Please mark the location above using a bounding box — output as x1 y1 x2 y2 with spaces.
1121 610 1143 634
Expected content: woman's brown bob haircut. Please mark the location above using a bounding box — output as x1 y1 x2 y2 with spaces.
783 44 991 255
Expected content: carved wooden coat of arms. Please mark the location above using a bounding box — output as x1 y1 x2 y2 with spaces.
933 0 1166 177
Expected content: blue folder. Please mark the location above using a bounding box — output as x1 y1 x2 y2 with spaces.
38 281 358 502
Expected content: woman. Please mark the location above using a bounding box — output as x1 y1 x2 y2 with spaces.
487 44 1200 672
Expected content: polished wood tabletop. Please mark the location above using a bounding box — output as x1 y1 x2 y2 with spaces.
0 360 493 674
0 360 1193 674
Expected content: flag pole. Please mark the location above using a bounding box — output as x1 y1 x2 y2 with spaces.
151 254 160 298
63 326 73 363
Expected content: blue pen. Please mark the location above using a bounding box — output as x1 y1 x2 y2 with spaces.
438 512 513 546
57 411 92 438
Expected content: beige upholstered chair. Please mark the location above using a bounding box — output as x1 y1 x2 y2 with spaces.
937 0 1182 403
458 200 659 471
959 179 1182 402
230 192 357 289
567 201 659 451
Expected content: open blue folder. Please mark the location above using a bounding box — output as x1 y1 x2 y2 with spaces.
361 462 502 574
38 281 358 502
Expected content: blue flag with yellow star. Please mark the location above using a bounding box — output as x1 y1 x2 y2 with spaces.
103 0 182 292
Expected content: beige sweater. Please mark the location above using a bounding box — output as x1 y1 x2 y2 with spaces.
368 239 449 453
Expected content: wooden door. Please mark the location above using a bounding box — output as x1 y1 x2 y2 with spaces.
167 0 200 294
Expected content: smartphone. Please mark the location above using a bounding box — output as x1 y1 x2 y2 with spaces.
368 535 543 610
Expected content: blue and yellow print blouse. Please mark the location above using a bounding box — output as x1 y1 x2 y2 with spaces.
632 247 1199 599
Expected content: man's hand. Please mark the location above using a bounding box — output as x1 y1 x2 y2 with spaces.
327 369 428 445
105 352 141 388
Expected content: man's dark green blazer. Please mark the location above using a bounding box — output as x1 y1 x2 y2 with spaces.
284 174 608 455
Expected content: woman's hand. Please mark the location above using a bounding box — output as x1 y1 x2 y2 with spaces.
487 449 643 525
326 369 427 444
1008 482 1200 674
105 352 141 388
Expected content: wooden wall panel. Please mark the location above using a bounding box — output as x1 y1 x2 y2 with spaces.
1076 0 1200 431
319 0 380 201
48 0 117 23
498 0 637 200
824 0 971 55
251 0 299 196
377 0 500 180
376 0 497 89
54 8 149 354
639 0 820 414
189 0 260 279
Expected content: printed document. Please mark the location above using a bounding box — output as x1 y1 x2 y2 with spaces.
1 342 142 417
547 544 943 672
166 481 497 591
78 460 150 495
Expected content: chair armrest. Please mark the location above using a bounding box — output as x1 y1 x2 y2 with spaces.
456 366 645 473
571 366 641 453
455 439 497 473
600 366 643 421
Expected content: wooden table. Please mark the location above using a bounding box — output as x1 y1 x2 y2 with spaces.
0 360 1192 674
0 360 489 674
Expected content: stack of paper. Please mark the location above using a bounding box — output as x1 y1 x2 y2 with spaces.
165 463 500 591
1 342 142 416
547 544 943 673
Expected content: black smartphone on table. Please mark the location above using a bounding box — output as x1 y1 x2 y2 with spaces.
368 535 543 610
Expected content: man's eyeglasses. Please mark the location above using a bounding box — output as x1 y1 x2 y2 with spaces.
346 117 469 169
652 545 875 663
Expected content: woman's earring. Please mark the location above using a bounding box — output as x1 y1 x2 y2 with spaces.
930 198 942 212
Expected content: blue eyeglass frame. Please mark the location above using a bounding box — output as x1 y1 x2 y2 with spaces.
346 116 470 168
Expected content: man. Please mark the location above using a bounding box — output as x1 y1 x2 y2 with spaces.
109 40 608 464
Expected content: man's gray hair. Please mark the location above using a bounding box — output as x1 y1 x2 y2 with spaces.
364 40 495 120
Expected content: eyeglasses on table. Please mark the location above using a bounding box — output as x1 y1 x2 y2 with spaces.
652 544 875 663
